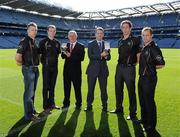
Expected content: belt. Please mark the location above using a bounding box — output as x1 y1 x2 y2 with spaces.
118 63 135 67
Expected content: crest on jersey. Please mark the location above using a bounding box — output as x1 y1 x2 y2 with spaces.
156 55 162 61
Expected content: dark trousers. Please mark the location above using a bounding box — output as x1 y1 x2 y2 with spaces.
63 69 82 107
138 75 157 131
22 66 39 120
87 73 108 108
42 65 58 109
115 64 137 116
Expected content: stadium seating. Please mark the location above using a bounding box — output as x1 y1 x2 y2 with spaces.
173 39 180 48
0 8 179 48
157 38 177 48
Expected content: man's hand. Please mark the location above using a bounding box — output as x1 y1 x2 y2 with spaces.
65 52 71 58
101 51 108 59
101 51 108 57
15 53 22 66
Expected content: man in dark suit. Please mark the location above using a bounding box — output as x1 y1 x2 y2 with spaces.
85 27 111 112
61 30 85 109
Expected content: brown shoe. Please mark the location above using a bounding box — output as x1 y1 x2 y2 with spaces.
51 105 60 110
44 109 52 115
31 114 40 121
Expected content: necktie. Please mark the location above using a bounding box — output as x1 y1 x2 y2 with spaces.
98 42 102 52
70 43 73 53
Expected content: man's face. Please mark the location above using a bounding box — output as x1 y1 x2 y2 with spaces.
27 26 37 39
68 32 77 43
142 30 153 45
95 30 104 41
47 27 56 38
121 23 131 36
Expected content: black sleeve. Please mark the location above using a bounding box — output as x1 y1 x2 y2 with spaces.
57 41 61 54
135 36 141 54
38 40 44 54
151 46 165 66
17 41 25 54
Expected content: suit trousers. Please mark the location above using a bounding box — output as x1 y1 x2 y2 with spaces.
63 69 82 107
87 72 108 108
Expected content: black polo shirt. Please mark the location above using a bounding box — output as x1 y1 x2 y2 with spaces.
39 37 61 66
17 36 39 66
118 35 141 65
139 41 165 76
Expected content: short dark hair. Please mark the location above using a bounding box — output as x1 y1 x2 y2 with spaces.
120 20 132 28
47 25 56 30
142 27 153 35
27 22 37 29
96 27 104 33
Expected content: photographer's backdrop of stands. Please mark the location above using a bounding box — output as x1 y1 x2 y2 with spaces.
0 1 179 48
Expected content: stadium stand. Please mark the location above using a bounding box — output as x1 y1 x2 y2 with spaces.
0 1 179 48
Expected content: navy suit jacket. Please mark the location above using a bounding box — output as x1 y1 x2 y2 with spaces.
86 40 111 77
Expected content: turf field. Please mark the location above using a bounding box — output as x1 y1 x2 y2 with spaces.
0 49 180 137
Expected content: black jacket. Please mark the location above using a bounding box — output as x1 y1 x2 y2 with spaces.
61 42 85 74
139 41 165 76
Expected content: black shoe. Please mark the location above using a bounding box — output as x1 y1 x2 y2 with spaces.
135 119 145 124
44 109 52 115
144 126 156 132
126 115 137 121
110 109 123 114
84 107 92 111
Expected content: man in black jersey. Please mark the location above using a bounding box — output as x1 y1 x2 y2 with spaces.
138 27 165 135
39 25 61 114
15 22 40 121
110 20 141 121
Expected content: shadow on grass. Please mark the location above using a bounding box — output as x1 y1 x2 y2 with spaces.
47 110 68 137
19 113 48 137
6 117 30 137
132 117 145 137
80 111 97 137
48 109 81 137
96 111 113 137
146 129 161 137
117 114 132 137
62 109 81 137
80 111 113 137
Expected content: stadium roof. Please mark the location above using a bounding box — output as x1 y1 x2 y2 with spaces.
0 0 180 19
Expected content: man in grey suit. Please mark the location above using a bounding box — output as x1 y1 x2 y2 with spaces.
85 27 111 112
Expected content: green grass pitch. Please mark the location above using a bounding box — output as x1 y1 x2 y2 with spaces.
0 49 180 137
